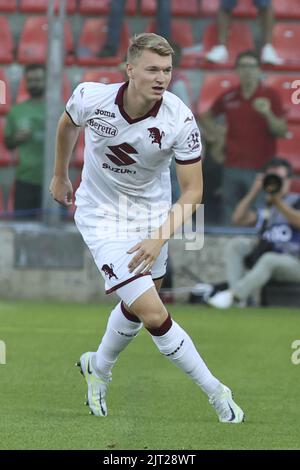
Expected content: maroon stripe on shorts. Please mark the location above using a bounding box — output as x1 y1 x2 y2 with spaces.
105 271 151 294
146 313 172 336
121 301 141 323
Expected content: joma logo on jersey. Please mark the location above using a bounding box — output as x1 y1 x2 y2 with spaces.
148 127 165 149
88 118 118 138
95 109 116 118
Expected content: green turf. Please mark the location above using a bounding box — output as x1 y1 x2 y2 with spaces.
0 300 299 450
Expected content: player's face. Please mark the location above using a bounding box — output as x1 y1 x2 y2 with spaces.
127 50 172 102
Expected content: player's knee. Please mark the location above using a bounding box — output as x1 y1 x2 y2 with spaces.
138 304 169 330
257 252 280 269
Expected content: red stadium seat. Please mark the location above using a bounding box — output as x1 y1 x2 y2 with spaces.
141 0 199 16
0 117 13 167
146 19 195 67
265 75 300 123
0 0 17 12
197 22 255 69
19 0 77 14
82 69 125 84
273 0 300 20
0 17 14 64
197 72 239 116
0 69 12 115
77 18 129 66
200 0 256 18
16 73 71 104
265 23 300 71
290 177 300 194
277 124 300 174
17 17 74 65
79 0 137 15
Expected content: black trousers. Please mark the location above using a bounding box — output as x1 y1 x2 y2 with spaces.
14 180 42 218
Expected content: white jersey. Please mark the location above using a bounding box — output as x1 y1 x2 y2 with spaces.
66 81 202 236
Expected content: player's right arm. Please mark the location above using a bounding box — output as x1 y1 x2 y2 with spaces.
49 111 81 206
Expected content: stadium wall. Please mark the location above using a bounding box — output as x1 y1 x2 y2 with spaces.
0 224 254 302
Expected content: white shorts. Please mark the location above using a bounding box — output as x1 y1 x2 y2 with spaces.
75 210 168 306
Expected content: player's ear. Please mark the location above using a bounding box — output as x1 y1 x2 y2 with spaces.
126 63 134 79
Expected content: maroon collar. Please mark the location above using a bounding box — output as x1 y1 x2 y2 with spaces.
115 82 162 124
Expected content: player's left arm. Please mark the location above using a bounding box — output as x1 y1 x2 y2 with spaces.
128 160 203 274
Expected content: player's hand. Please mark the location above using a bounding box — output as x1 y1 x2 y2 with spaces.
252 97 271 115
127 238 165 274
49 175 73 207
249 173 264 195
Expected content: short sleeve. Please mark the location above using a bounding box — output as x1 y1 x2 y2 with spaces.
65 83 87 127
173 111 202 165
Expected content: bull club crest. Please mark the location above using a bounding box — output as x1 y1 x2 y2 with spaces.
101 263 118 280
148 127 165 149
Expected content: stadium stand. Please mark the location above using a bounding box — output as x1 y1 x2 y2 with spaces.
0 0 17 12
0 16 14 64
197 72 239 116
273 0 300 20
0 69 12 115
277 123 300 174
79 0 137 15
19 0 77 14
77 18 130 66
199 0 256 18
264 23 300 71
17 17 75 65
146 19 197 68
141 0 199 17
81 69 125 84
290 178 300 194
200 0 300 19
196 22 255 69
266 75 300 123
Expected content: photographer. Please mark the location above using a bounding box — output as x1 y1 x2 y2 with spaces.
208 157 300 308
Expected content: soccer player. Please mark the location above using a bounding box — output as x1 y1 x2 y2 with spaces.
50 33 244 423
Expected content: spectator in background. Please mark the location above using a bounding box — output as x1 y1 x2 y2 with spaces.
200 50 287 224
99 0 171 57
4 64 46 218
206 0 282 65
207 158 300 308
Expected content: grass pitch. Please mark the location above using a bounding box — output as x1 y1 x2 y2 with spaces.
0 301 299 450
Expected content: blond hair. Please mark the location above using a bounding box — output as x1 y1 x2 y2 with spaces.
127 33 174 62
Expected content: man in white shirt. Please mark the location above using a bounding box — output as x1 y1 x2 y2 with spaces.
50 33 244 423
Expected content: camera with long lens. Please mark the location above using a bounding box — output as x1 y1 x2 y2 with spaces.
262 173 283 195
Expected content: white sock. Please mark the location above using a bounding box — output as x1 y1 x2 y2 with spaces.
148 316 220 397
92 302 142 379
